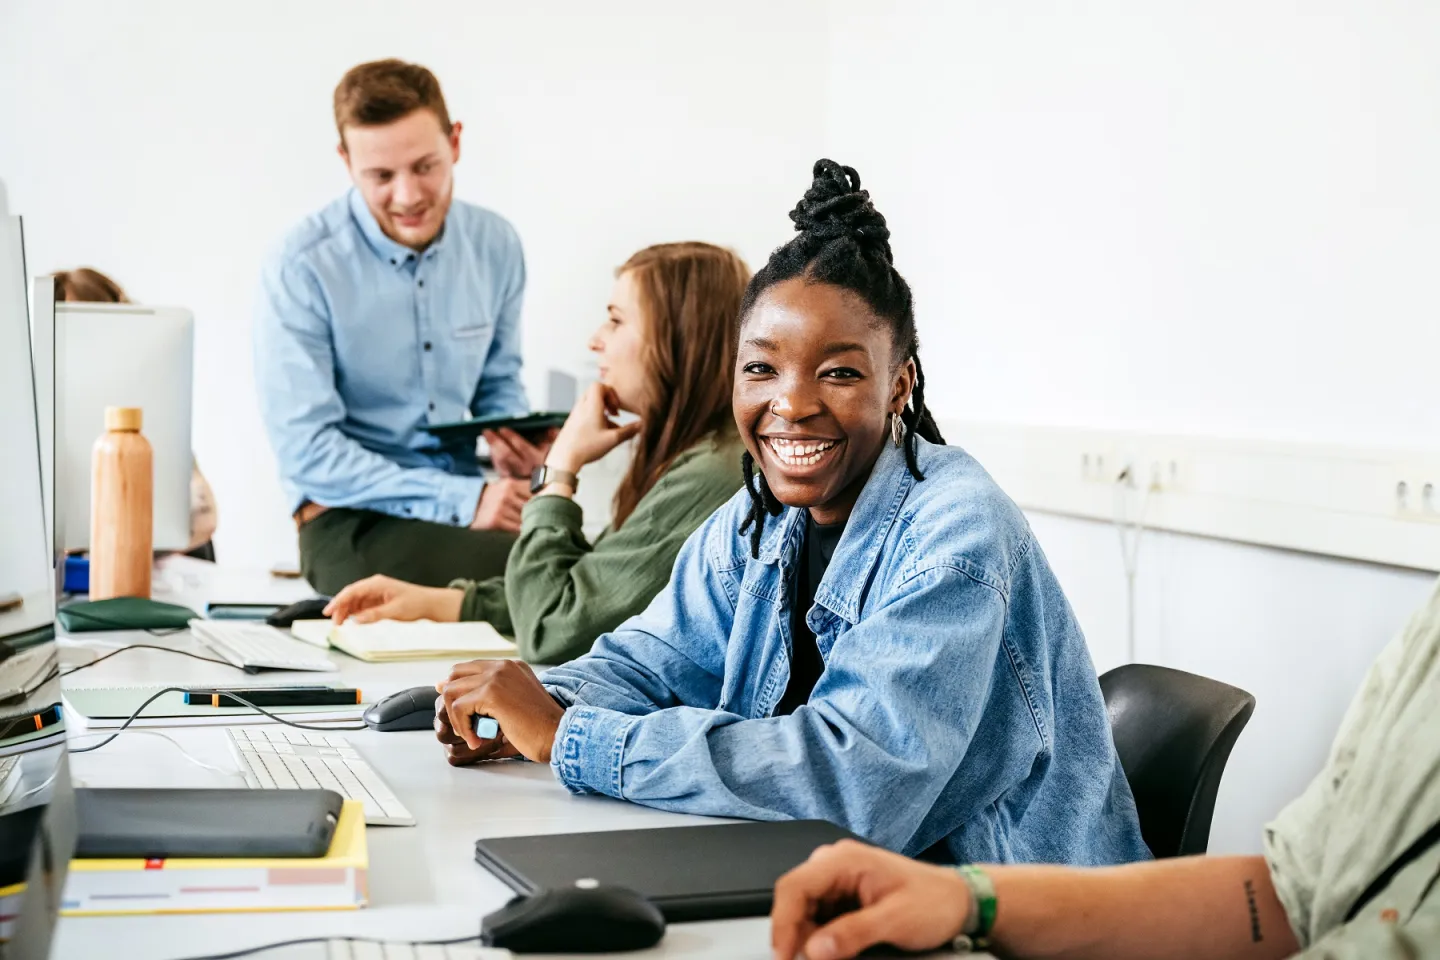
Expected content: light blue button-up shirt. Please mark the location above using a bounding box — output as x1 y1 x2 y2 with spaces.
254 189 528 525
542 438 1151 866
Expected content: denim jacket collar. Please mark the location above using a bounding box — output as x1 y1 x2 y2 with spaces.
755 441 918 625
347 188 448 271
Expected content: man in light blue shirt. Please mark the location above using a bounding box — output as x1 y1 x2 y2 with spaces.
254 60 544 595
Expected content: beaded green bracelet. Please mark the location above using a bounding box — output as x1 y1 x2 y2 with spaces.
952 864 997 952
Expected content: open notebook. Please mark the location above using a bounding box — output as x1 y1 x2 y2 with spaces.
290 619 517 663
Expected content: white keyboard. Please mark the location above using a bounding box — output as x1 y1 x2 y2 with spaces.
191 620 337 672
325 940 506 960
0 645 57 701
227 726 415 826
0 756 20 807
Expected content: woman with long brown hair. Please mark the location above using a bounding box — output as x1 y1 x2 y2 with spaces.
325 242 749 664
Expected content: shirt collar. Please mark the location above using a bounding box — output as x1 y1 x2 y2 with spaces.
755 440 918 624
347 188 448 271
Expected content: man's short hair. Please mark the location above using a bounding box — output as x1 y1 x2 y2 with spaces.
333 59 453 145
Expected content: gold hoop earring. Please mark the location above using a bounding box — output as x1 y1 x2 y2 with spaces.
891 412 904 448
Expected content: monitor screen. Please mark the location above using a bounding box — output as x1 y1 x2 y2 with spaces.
0 214 75 960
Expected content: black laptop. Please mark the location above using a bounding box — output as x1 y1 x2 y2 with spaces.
474 819 858 922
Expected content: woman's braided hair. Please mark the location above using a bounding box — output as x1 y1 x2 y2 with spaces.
737 159 944 558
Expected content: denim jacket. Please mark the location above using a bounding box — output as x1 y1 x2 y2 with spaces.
542 439 1150 866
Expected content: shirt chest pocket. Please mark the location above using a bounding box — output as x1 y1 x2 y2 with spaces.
448 307 494 363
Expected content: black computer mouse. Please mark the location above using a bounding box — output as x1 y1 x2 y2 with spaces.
362 685 440 732
265 596 332 628
481 883 665 953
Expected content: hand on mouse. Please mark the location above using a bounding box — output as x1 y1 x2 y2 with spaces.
325 575 463 625
433 695 519 765
770 840 972 960
437 659 565 764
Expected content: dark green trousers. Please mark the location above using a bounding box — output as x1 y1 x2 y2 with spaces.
298 508 516 597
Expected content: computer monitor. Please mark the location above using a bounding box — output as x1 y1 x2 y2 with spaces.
25 277 55 568
0 213 75 960
55 302 194 553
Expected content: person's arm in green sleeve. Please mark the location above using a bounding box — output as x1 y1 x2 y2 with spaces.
449 575 515 636
504 443 742 665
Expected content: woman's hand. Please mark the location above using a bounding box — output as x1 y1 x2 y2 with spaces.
436 659 566 763
544 383 642 475
771 840 972 960
324 575 464 625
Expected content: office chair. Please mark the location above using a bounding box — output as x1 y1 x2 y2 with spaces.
1100 664 1256 858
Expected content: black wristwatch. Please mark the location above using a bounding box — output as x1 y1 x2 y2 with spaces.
530 465 580 495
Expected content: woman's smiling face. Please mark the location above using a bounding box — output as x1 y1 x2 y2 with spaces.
733 276 915 525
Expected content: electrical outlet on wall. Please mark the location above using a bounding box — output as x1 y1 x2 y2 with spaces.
1080 445 1118 484
1393 474 1440 523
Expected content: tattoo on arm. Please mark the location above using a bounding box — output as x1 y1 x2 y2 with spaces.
1244 879 1264 943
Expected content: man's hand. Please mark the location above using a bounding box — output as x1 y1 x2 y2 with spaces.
771 840 971 960
471 477 530 532
324 575 463 625
544 384 642 475
484 427 555 480
436 659 566 763
433 694 521 766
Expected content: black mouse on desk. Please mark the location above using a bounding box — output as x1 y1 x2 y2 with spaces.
363 685 441 731
481 883 666 953
365 685 505 736
265 596 332 628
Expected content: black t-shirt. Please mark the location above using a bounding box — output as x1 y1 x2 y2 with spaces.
775 514 845 716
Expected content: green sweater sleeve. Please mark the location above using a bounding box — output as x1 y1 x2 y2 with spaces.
452 574 513 636
469 435 741 665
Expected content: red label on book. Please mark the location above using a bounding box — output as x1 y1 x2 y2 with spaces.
144 858 165 870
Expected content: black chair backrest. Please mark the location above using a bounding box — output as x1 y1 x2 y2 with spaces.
1100 663 1256 858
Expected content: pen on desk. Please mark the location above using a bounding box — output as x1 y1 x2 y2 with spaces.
182 687 362 708
0 703 63 738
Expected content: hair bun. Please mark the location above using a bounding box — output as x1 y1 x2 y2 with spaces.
788 158 892 260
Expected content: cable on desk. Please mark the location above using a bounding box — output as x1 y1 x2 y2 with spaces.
172 933 484 960
60 642 235 677
69 687 366 754
67 727 243 776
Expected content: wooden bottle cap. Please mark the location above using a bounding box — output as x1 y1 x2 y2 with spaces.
104 406 143 432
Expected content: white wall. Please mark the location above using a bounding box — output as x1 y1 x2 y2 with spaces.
0 0 828 568
826 1 1440 852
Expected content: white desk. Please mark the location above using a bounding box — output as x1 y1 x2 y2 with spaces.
51 558 779 960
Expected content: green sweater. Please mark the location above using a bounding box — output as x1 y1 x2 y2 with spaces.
452 431 744 665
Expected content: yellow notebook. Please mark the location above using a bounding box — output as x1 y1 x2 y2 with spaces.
62 800 368 915
291 619 516 662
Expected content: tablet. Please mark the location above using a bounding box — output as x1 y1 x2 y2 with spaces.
421 410 569 443
474 819 858 922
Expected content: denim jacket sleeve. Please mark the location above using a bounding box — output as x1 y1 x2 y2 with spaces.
543 525 1029 853
541 521 731 722
253 252 483 522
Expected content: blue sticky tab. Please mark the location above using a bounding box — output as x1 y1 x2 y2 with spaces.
473 716 500 739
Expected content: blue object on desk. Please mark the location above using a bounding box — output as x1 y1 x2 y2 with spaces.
64 554 90 594
474 716 500 739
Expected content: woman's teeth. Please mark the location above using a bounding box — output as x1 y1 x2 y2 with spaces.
766 438 838 466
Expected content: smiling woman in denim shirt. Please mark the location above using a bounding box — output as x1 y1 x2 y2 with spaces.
434 160 1150 867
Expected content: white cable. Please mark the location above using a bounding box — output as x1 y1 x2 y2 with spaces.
1112 467 1153 664
66 728 244 777
8 765 61 806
